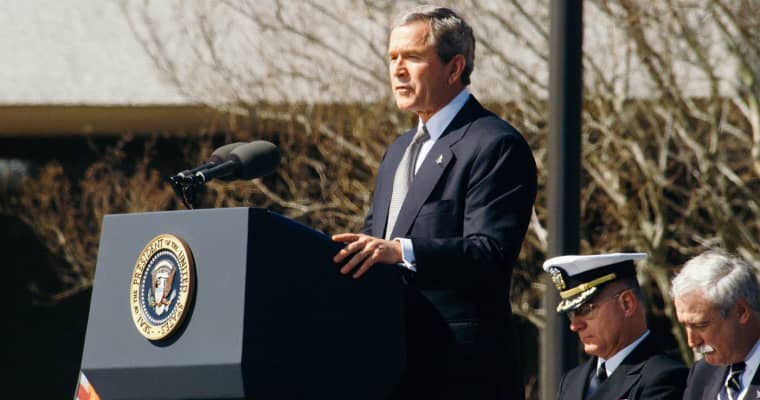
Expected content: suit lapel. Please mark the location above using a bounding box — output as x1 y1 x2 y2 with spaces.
702 366 727 400
589 335 656 400
747 367 760 400
590 362 643 400
389 144 453 238
388 96 484 239
568 358 596 400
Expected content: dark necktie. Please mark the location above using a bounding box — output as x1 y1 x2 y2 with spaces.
597 362 608 382
385 125 429 239
586 362 607 399
726 362 746 400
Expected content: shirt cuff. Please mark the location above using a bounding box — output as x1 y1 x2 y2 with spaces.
394 237 416 272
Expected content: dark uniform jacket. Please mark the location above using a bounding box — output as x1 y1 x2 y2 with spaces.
556 334 687 400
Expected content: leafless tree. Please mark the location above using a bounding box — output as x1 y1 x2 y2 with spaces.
119 0 760 366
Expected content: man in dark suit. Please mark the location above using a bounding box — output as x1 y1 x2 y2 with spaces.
332 5 536 400
543 253 687 400
672 250 760 400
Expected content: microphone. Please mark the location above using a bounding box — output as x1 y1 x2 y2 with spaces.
176 142 245 178
194 140 280 183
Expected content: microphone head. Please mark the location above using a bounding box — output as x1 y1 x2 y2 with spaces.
231 140 281 180
209 142 245 160
176 142 246 178
211 142 247 181
209 141 246 164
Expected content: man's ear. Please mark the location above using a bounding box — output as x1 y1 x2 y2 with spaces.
620 290 637 316
736 299 751 324
447 54 465 85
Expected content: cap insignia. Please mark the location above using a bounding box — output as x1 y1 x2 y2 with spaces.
549 267 566 290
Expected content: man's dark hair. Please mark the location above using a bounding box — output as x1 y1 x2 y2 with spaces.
394 6 475 85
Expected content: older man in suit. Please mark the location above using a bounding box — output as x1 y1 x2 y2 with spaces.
332 5 536 400
672 250 760 400
543 253 687 400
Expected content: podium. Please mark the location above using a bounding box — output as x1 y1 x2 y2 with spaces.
78 208 405 399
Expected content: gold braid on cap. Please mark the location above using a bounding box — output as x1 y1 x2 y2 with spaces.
559 273 617 299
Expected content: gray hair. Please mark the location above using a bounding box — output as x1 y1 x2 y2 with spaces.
671 250 760 316
394 5 475 85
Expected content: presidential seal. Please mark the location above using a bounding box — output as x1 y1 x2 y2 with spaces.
130 234 195 341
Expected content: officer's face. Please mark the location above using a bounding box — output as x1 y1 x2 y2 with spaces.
568 287 628 359
675 290 745 365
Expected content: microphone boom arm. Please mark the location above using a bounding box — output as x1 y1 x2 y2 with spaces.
168 140 280 210
168 173 203 209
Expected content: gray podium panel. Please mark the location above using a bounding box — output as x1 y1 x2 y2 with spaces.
80 208 405 399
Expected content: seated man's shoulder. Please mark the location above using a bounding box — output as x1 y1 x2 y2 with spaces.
641 352 689 379
687 358 723 378
561 361 592 381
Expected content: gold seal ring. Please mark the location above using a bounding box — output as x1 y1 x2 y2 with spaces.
129 234 195 341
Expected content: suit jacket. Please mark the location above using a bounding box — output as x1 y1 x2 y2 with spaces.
556 335 687 400
683 358 760 400
363 96 537 399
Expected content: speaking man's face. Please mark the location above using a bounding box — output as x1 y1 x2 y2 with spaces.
388 20 452 121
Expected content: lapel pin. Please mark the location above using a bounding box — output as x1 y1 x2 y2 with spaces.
435 154 443 165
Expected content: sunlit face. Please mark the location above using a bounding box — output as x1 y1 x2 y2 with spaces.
568 287 628 359
675 290 743 365
388 21 455 121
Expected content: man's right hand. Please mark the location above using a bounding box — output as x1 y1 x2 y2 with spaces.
332 233 403 279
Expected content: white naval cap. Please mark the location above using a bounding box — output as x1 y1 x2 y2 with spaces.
542 253 647 313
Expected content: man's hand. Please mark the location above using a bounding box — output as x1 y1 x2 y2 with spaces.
332 233 403 279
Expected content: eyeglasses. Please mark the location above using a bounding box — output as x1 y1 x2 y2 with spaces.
567 289 630 320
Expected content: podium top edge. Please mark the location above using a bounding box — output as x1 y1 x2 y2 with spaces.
104 207 264 219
